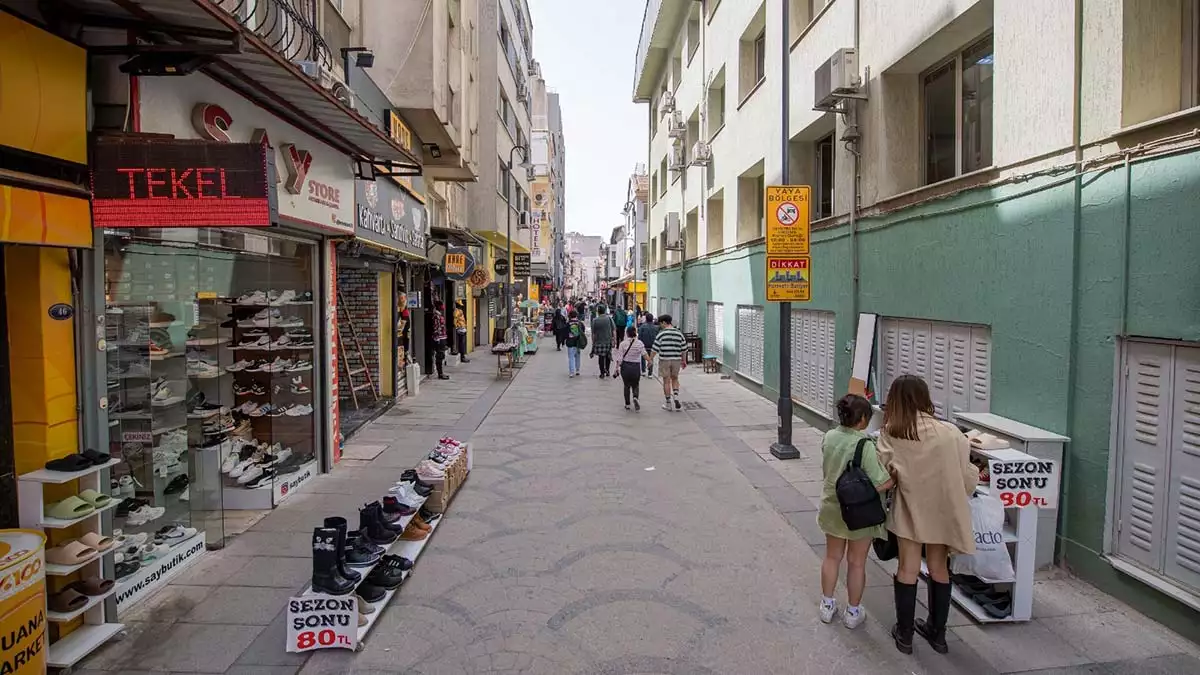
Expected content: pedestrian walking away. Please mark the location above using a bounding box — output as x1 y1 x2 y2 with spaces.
590 304 617 379
615 326 650 411
637 312 659 377
432 301 450 380
565 310 584 377
650 314 687 411
551 305 569 350
878 375 978 656
453 301 470 363
817 394 893 629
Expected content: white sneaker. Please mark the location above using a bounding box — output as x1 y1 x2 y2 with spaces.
819 600 838 624
126 505 165 526
270 335 293 350
155 524 198 544
842 606 866 629
237 335 271 350
285 404 313 416
179 486 190 502
226 359 254 372
237 290 269 305
253 309 283 327
221 449 240 474
269 289 297 306
237 464 264 484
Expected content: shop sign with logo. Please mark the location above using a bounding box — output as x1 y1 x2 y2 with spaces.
274 462 316 504
512 253 531 277
0 530 47 675
384 111 425 201
443 246 475 280
468 267 490 288
115 533 205 612
530 180 551 263
353 179 427 258
134 75 355 234
90 139 273 229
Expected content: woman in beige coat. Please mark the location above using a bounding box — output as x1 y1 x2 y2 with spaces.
878 375 978 656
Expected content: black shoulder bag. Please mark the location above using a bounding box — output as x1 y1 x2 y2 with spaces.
836 438 888 531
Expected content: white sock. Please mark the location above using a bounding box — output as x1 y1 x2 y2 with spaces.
846 605 861 615
821 596 836 607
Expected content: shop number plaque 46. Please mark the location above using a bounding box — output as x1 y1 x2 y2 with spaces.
987 459 1060 509
286 595 358 652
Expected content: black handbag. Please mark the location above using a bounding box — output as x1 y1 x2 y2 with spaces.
873 531 899 561
836 438 888 531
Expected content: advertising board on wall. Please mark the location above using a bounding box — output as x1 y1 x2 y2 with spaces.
530 180 551 263
354 178 427 258
136 75 355 234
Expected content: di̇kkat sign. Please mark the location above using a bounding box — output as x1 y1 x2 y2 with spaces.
988 459 1060 509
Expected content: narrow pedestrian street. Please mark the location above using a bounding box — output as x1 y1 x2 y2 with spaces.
75 341 1200 675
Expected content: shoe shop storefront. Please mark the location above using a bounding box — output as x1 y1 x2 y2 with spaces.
91 72 359 594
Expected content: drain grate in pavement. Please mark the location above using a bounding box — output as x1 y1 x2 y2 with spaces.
680 401 705 410
731 424 774 431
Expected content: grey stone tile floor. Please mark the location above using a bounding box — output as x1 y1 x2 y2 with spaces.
76 340 1199 674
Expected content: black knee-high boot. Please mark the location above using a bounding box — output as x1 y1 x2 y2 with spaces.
916 580 952 654
892 576 918 654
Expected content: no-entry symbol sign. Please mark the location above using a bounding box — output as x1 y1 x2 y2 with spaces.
776 202 799 225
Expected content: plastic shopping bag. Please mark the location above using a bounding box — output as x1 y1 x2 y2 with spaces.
950 494 1015 583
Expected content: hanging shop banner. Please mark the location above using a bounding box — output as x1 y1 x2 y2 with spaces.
530 180 551 263
988 459 1060 509
286 594 358 652
512 252 531 277
443 246 475 280
765 185 811 255
354 179 428 258
765 255 811 302
136 75 355 234
0 530 47 675
91 139 274 229
468 267 490 288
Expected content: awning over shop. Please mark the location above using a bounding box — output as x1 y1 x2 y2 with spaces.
472 230 530 254
429 225 485 247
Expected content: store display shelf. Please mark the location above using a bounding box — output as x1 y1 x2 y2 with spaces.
47 622 125 670
151 396 186 407
47 546 117 576
148 320 182 328
149 352 185 361
299 499 426 600
47 587 118 623
41 499 121 528
111 412 152 420
115 371 153 379
186 337 231 346
356 519 442 641
151 422 187 435
20 458 121 484
920 562 1016 624
188 370 226 380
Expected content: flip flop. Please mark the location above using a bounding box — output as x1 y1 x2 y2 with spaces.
81 448 112 465
48 588 89 613
76 490 113 508
45 541 98 565
66 577 115 596
44 454 93 472
79 532 115 551
46 496 95 520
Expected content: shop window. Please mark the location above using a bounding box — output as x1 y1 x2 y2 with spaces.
814 134 834 219
791 309 836 416
878 317 991 418
922 34 994 185
1112 340 1200 593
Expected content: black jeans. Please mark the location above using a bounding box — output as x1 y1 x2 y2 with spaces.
555 330 566 349
455 330 468 360
598 353 612 377
620 362 641 405
434 341 446 376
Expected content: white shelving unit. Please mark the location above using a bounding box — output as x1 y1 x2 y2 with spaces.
18 458 126 671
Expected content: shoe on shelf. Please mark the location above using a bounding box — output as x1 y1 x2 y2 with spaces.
163 474 189 495
236 290 269 306
126 505 165 526
382 495 416 516
289 359 314 372
245 468 276 489
154 524 197 545
400 469 434 489
311 527 356 596
285 404 313 416
268 289 297 306
399 524 428 541
365 556 406 590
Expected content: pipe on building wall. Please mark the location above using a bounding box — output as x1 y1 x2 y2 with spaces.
849 0 862 326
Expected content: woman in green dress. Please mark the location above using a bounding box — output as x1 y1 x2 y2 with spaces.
817 394 893 628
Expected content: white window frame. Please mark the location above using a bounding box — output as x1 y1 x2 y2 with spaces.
920 33 994 185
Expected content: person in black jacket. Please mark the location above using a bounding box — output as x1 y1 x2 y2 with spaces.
551 306 569 350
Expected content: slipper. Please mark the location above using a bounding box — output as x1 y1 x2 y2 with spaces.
45 541 98 565
76 489 113 508
66 577 114 596
44 454 93 473
115 560 140 580
48 588 89 613
46 496 95 520
81 448 112 465
79 532 115 551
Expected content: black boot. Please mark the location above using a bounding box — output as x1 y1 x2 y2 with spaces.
368 501 407 533
360 503 397 545
400 469 434 489
311 527 356 595
892 577 918 655
916 580 952 654
323 517 362 582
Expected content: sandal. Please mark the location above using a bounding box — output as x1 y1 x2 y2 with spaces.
66 577 114 596
48 588 89 613
114 560 140 580
46 496 95 520
44 454 94 473
81 448 112 465
76 489 113 508
79 531 115 551
45 541 98 565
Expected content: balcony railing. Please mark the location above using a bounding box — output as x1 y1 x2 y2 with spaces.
213 0 334 70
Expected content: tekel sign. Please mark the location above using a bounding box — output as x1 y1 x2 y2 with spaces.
765 256 811 302
90 139 273 229
443 246 475 280
493 257 510 277
988 459 1060 509
512 252 531 277
0 529 47 675
765 185 811 255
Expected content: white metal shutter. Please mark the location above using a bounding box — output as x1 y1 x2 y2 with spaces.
671 298 682 325
1166 346 1200 590
1116 341 1173 570
791 309 836 415
879 318 990 416
736 305 765 382
686 300 699 334
706 302 725 362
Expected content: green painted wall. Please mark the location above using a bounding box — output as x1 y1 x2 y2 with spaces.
649 149 1200 640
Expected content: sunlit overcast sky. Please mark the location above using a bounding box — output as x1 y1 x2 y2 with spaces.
528 0 648 239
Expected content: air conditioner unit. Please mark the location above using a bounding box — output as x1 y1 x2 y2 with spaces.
525 166 537 181
665 213 682 249
690 142 712 167
814 47 859 109
519 211 531 227
667 110 687 139
330 80 357 111
668 142 687 171
517 81 529 100
658 91 676 117
528 60 539 77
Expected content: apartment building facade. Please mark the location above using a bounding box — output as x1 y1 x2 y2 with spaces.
634 0 1200 639
531 63 567 296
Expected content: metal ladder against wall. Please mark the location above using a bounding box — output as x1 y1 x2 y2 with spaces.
336 291 380 410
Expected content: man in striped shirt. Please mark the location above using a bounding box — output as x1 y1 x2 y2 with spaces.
651 314 687 411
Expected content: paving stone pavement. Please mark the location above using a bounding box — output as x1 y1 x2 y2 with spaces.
76 339 1200 675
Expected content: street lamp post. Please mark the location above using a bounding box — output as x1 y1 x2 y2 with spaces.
505 144 529 331
771 0 799 459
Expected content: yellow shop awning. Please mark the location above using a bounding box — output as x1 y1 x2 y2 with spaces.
473 229 530 254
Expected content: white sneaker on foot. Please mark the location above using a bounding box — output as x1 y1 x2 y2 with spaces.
842 606 866 629
819 600 838 624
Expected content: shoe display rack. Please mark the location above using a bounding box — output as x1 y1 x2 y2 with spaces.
293 441 471 649
18 460 126 671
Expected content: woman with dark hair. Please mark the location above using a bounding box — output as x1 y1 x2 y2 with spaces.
879 375 978 655
551 305 569 350
817 394 892 629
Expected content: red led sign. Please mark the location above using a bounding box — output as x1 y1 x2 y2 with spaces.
91 139 272 229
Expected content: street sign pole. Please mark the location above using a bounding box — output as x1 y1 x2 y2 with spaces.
771 0 799 460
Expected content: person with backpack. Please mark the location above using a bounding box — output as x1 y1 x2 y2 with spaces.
817 394 893 629
565 310 585 378
637 313 659 377
615 326 650 410
590 305 618 379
